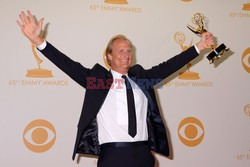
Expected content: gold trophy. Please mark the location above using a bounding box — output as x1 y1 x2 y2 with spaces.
187 13 229 64
104 0 128 4
26 42 53 77
26 28 53 78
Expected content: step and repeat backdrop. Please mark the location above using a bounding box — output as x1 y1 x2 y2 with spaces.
1 0 250 167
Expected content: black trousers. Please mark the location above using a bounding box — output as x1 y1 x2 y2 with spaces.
97 141 155 167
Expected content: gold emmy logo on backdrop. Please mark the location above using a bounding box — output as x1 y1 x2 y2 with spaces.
244 104 250 116
26 43 53 78
104 0 128 4
178 117 204 147
181 0 192 2
174 32 200 80
242 48 250 73
23 119 56 152
187 13 229 64
242 3 250 11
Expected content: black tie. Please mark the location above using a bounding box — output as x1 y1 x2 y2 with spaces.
122 75 137 138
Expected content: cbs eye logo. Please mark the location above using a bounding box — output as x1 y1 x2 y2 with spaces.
23 119 56 152
242 48 250 73
178 117 204 147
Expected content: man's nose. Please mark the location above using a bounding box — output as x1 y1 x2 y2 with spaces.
121 51 130 57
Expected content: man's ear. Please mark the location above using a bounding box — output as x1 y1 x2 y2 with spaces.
107 53 112 61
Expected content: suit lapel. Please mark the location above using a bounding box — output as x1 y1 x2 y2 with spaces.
78 70 113 129
128 70 156 111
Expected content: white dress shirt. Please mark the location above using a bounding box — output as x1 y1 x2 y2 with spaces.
97 70 149 144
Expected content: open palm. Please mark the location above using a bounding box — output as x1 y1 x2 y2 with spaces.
17 10 44 45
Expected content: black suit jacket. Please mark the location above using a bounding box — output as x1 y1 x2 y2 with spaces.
40 42 199 160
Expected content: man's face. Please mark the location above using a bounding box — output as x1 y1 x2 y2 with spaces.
108 39 133 74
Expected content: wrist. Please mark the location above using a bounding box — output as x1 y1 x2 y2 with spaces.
31 36 44 46
195 41 205 52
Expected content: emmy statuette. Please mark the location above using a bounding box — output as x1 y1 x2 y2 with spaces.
187 13 229 64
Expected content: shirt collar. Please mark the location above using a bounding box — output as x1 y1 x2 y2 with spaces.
110 69 127 79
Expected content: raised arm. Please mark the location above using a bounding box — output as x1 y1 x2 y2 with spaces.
17 10 92 88
17 10 44 46
145 32 214 82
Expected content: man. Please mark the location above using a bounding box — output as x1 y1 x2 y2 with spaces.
17 10 214 167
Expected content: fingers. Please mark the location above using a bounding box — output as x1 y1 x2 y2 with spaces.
38 18 44 27
196 32 215 51
17 11 26 30
202 32 213 40
19 11 30 25
204 31 213 36
18 10 35 27
36 18 44 36
27 10 35 23
202 32 214 47
206 35 214 46
17 20 23 29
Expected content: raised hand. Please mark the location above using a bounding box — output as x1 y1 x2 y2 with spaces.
17 10 44 45
195 32 214 51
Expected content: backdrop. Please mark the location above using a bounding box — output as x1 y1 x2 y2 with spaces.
1 0 250 166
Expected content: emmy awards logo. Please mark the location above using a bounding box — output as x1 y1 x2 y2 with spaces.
187 13 229 64
174 32 200 80
242 3 250 11
104 0 128 4
26 41 53 78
